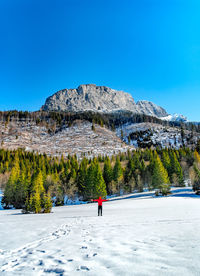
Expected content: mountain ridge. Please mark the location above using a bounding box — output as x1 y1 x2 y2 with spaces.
41 84 170 119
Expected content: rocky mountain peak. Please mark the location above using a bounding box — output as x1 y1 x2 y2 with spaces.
77 84 96 94
136 100 168 117
41 84 169 118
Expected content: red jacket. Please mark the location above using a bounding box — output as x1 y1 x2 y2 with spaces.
92 197 108 206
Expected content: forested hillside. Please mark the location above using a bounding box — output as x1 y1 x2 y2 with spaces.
0 110 200 132
1 144 200 213
1 110 200 160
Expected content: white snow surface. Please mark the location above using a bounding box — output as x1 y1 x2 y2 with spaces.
0 188 200 275
161 113 188 122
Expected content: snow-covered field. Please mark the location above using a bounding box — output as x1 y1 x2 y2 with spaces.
0 188 200 275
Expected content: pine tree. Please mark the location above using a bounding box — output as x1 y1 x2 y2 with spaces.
43 193 52 213
170 151 184 186
152 153 170 195
2 156 20 208
14 168 27 208
33 191 42 214
85 161 96 199
24 194 34 213
132 152 141 170
124 158 134 184
25 169 46 213
94 163 107 198
65 167 77 200
193 165 200 193
113 156 123 182
77 158 88 196
103 157 113 194
162 150 171 173
24 196 30 213
32 169 45 194
85 161 107 199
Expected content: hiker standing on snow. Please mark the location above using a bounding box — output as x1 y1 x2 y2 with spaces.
92 196 108 216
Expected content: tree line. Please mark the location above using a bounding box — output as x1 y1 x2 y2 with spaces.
0 110 200 134
1 146 200 213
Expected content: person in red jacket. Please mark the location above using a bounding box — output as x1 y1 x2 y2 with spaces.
92 196 108 216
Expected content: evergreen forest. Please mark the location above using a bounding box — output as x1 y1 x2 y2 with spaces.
1 144 200 213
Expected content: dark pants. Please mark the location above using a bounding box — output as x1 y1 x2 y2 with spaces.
98 205 102 216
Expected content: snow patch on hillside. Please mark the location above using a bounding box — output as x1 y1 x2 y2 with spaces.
161 113 188 122
117 122 199 148
0 121 133 159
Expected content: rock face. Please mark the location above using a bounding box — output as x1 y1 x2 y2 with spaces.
136 100 168 117
41 84 168 118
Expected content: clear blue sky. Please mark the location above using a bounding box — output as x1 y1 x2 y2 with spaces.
0 0 200 121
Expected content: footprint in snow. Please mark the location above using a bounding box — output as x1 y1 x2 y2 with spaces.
37 250 46 253
47 255 54 259
44 268 65 274
12 259 18 263
12 262 20 268
77 266 90 271
54 259 65 265
67 259 73 262
85 253 97 258
38 260 44 266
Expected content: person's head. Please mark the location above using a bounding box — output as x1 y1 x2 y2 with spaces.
99 196 101 199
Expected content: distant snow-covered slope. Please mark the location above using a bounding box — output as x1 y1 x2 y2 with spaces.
161 113 188 122
117 122 199 148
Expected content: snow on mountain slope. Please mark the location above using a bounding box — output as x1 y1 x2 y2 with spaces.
0 188 200 275
117 122 200 148
1 119 198 157
161 113 188 122
0 121 132 158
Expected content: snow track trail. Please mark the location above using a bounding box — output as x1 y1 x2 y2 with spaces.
0 220 78 274
1 188 200 275
0 216 104 275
